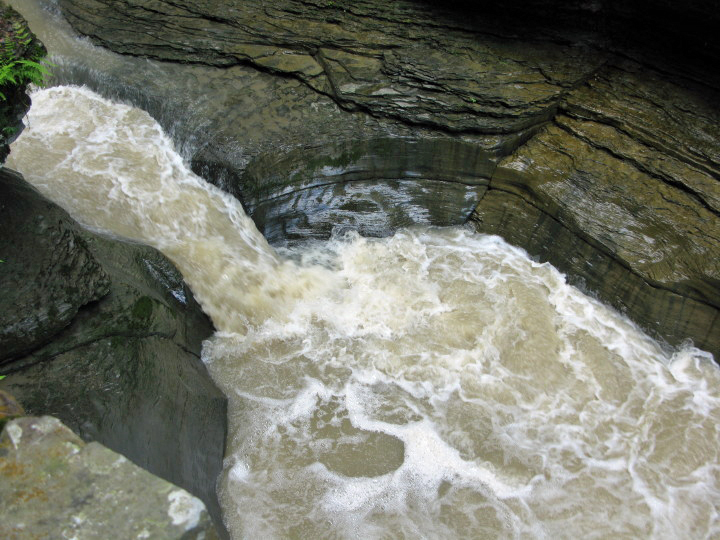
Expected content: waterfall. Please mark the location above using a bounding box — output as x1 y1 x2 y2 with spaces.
7 85 720 539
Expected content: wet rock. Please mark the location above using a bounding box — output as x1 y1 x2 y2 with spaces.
0 390 24 430
0 168 110 362
29 0 720 356
0 2 46 162
0 416 219 539
58 0 605 134
244 137 496 244
0 169 227 533
472 60 720 355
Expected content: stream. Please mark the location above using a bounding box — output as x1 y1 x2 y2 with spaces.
5 0 720 537
7 85 720 539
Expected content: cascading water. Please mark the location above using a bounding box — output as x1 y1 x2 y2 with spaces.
6 0 221 159
8 86 720 539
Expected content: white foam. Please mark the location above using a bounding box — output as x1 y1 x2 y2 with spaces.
10 86 720 540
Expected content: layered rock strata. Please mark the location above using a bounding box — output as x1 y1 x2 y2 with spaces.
474 59 720 351
35 0 720 356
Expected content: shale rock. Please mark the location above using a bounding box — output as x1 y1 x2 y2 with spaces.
472 59 720 354
58 0 605 134
244 137 496 243
0 416 219 539
0 169 227 532
29 0 720 356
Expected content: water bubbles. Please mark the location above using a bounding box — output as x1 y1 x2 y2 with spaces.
9 86 720 539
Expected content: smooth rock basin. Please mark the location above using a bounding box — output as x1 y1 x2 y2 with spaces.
243 137 496 243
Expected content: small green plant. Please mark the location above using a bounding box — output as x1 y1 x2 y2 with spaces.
0 58 51 99
0 20 52 101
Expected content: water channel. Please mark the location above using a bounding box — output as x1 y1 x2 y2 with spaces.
6 1 720 538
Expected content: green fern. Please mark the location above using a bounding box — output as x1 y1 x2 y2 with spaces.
0 20 52 100
0 59 52 100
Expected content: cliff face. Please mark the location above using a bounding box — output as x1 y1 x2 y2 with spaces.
49 0 720 356
474 59 720 354
0 5 228 529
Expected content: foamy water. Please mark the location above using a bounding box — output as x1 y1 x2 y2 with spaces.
8 86 720 539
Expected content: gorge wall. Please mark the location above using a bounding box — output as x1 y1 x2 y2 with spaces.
0 4 227 530
0 1 717 536
0 167 228 529
54 0 720 358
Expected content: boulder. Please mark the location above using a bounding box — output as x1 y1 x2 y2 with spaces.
0 169 110 362
0 169 227 533
0 416 219 539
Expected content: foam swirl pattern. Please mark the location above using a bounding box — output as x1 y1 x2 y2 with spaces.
9 86 720 539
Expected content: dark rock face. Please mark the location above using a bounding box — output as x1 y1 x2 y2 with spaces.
42 0 720 357
0 169 227 532
245 138 495 243
472 59 720 353
0 169 110 361
58 0 606 134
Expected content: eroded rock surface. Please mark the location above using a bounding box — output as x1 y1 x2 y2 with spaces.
0 169 227 531
0 169 110 362
58 0 606 134
472 59 720 353
20 0 720 356
0 416 219 540
244 137 496 243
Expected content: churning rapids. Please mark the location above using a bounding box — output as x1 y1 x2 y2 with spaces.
8 86 720 539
